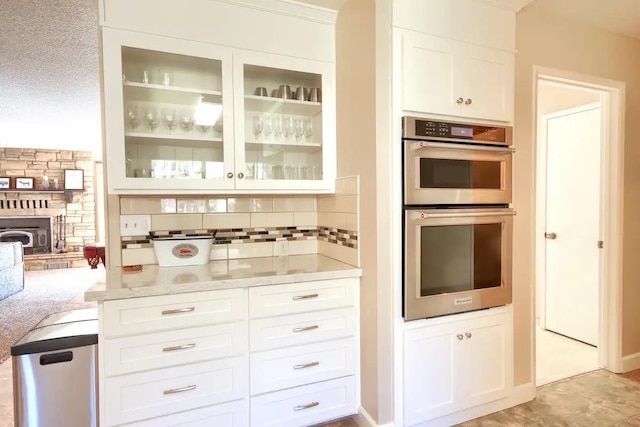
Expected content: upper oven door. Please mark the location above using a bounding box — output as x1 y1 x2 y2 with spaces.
404 140 513 205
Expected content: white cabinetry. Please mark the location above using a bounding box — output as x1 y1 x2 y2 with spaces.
99 0 337 194
403 308 513 426
98 277 360 426
401 31 514 122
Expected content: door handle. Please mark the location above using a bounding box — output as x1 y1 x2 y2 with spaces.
545 232 557 240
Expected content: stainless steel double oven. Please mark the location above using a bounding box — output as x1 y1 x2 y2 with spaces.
403 117 515 320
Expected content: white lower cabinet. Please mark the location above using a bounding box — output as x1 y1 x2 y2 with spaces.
250 376 357 427
403 307 513 426
99 278 360 427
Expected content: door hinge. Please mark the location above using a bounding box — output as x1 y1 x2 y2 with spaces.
598 240 604 249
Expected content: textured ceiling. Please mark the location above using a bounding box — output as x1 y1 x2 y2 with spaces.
526 0 640 41
0 0 101 152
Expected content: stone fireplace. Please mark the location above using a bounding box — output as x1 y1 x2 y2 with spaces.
0 148 98 270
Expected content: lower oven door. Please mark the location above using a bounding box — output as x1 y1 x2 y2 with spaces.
404 208 514 321
404 140 513 205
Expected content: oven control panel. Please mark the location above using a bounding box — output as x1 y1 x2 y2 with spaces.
403 117 512 145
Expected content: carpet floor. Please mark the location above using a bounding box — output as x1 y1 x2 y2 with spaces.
0 267 102 364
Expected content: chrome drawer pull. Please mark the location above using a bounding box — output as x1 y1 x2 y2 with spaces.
292 293 318 301
163 384 196 395
161 307 195 315
293 361 320 370
294 401 319 411
162 343 196 352
293 325 319 333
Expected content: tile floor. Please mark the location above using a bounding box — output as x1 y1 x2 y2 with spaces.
536 326 599 386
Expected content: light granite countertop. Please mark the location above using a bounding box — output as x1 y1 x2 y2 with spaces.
84 254 362 302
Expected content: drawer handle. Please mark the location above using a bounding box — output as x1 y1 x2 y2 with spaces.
163 384 196 395
161 307 195 315
294 401 319 411
293 361 320 370
292 293 319 301
293 325 319 333
163 343 196 352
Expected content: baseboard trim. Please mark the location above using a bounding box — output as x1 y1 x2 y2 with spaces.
622 352 640 372
354 406 395 427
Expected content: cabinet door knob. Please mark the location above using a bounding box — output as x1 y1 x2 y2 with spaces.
465 332 472 339
465 98 473 105
456 97 464 104
226 172 234 179
237 172 244 179
457 334 464 340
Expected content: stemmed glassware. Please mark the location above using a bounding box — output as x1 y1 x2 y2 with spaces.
179 111 194 135
303 118 313 142
143 107 158 133
126 105 139 133
252 115 264 140
272 116 283 139
263 115 273 138
161 108 177 134
197 124 211 136
283 116 293 140
293 117 304 142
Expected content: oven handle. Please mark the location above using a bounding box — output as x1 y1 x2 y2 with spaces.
411 141 515 153
419 210 517 219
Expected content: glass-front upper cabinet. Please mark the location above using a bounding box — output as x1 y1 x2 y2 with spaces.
233 52 335 192
102 28 234 193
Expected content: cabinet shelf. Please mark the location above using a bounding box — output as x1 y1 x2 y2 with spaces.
125 132 222 147
124 81 222 96
244 95 321 116
246 139 322 153
123 82 222 104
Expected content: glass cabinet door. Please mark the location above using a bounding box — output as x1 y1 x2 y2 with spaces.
233 53 335 191
102 28 234 192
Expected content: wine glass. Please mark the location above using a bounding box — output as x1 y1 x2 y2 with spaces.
263 114 273 138
252 115 264 139
197 124 211 136
303 118 313 142
125 105 139 133
293 117 303 141
272 116 282 139
161 108 177 134
179 111 194 135
143 107 158 133
283 116 293 139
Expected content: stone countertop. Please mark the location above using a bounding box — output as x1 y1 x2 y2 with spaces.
84 254 362 302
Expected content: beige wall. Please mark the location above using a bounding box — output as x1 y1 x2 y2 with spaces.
538 83 600 116
515 3 640 385
336 0 384 422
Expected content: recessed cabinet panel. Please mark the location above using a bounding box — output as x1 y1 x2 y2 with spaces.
402 32 460 116
403 323 460 425
463 45 514 122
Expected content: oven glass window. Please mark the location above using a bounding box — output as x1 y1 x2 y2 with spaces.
420 223 502 296
419 158 501 189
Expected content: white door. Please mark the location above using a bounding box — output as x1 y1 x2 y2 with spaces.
544 104 601 346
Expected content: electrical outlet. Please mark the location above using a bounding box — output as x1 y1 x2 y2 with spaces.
276 241 288 257
120 215 151 236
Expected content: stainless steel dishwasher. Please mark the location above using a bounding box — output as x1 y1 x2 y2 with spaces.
11 318 98 427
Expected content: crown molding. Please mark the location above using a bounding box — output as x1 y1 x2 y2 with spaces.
475 0 535 12
215 0 340 24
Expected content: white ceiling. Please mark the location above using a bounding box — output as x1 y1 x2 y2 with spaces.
528 0 640 41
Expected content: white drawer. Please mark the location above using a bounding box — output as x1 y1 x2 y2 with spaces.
250 307 355 352
249 279 356 319
250 376 356 427
104 321 247 376
103 288 247 338
250 338 355 395
104 357 247 426
123 399 249 427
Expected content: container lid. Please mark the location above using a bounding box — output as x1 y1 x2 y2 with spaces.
34 307 98 329
11 319 98 356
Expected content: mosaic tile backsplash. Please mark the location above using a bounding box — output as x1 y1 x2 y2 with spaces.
121 226 358 250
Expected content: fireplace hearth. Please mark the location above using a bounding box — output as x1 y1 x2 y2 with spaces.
0 217 52 255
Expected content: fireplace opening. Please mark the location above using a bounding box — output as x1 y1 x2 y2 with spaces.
0 217 53 255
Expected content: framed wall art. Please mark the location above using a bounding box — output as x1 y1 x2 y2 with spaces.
0 177 11 190
64 169 84 190
15 177 34 190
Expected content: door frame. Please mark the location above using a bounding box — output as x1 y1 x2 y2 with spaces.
532 65 625 375
536 101 602 334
